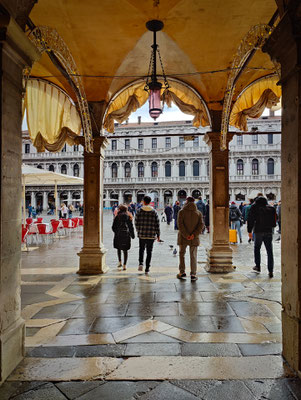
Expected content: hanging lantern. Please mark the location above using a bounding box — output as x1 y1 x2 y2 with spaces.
145 20 169 120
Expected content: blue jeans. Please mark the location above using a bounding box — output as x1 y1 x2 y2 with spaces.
254 233 274 273
231 220 242 240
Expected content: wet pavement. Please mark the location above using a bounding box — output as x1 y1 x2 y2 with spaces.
2 212 301 398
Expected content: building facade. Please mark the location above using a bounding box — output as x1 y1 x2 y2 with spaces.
22 116 281 210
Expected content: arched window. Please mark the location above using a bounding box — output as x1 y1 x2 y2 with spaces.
252 159 259 175
138 162 144 178
49 164 55 172
112 163 118 178
179 161 185 177
267 158 274 175
37 164 43 169
193 160 199 177
124 162 131 178
73 163 79 177
237 159 244 175
61 164 67 175
151 162 158 177
165 161 171 177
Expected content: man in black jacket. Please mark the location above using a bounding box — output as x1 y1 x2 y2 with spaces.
247 196 277 278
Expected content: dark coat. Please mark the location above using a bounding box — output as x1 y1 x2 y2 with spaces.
205 204 210 227
196 200 206 216
247 197 277 234
164 205 173 223
112 213 135 250
173 204 181 220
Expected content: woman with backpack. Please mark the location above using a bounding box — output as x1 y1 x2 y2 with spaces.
112 204 135 270
229 201 243 243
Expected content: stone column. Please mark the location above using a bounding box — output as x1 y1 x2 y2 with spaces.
0 14 40 384
204 131 234 273
263 5 301 375
31 191 36 208
77 100 109 275
43 191 48 211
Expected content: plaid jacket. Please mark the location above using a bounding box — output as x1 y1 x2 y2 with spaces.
135 206 160 239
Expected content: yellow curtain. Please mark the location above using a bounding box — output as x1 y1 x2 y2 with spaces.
104 80 210 133
230 76 281 131
24 79 82 152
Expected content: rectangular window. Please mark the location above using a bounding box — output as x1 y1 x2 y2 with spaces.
193 136 199 147
252 134 258 145
111 140 117 151
165 137 171 148
73 145 79 151
237 136 243 146
152 138 157 149
25 143 30 153
179 137 184 148
138 138 143 150
268 133 273 144
125 139 130 150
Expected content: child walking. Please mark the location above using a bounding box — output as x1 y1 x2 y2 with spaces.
112 205 135 270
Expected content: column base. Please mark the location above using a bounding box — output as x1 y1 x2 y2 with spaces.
205 244 234 273
0 318 25 384
77 246 109 275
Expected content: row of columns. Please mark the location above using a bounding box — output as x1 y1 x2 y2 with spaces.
103 187 209 208
27 190 83 209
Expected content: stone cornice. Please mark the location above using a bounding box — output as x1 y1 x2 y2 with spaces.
0 14 40 65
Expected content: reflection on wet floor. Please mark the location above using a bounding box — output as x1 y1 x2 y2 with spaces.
3 213 299 399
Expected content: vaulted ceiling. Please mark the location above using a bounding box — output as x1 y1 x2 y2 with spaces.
29 0 278 109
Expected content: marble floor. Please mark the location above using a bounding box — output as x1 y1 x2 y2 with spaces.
2 212 301 399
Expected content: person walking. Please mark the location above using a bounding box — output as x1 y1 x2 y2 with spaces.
229 201 243 243
68 204 74 218
27 204 32 218
196 196 206 217
247 196 277 278
173 201 181 230
61 203 68 219
164 204 173 225
205 200 210 233
177 196 204 281
112 205 135 270
135 195 160 274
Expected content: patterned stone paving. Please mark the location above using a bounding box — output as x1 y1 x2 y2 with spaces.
2 212 301 398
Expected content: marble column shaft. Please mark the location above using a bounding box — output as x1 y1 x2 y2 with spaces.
0 14 40 384
263 6 301 375
204 131 234 273
78 136 109 274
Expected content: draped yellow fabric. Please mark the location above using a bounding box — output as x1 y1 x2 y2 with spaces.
24 79 82 152
230 76 281 131
104 81 210 133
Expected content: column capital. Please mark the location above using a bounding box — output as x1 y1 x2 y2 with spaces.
204 132 234 150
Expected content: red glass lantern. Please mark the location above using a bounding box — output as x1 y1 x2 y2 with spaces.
148 81 162 120
145 20 169 120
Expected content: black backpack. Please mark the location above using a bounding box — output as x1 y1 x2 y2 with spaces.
229 208 238 221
